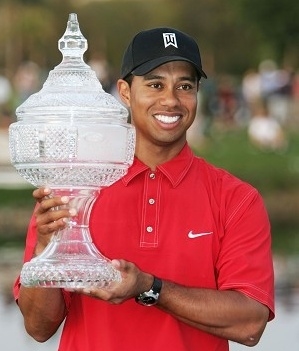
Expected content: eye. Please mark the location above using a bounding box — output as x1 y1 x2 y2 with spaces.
177 84 193 91
148 82 163 89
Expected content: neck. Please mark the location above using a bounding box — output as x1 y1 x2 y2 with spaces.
134 139 186 171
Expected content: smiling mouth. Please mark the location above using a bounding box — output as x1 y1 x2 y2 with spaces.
154 114 181 124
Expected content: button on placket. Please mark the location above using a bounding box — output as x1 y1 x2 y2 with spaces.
146 173 156 234
148 198 155 205
140 171 160 247
146 226 153 233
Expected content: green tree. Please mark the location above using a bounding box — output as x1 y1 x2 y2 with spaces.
174 0 263 75
234 0 299 65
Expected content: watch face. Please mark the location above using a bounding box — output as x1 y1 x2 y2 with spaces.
141 296 157 305
135 277 162 306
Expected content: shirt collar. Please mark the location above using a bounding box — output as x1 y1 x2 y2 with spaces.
122 143 195 188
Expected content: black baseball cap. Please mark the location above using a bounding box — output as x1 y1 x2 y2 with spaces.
121 27 207 80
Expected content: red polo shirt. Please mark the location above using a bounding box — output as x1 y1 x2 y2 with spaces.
14 144 274 351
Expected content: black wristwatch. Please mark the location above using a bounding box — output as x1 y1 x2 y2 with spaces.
135 276 162 306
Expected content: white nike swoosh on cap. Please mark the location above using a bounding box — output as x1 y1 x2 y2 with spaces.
188 231 213 239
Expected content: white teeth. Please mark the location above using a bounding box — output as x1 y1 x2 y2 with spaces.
154 115 180 124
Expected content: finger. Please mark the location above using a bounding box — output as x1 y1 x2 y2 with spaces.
36 207 77 233
35 195 70 215
81 287 117 302
111 259 136 276
111 259 121 270
111 259 132 271
38 217 68 235
33 187 51 202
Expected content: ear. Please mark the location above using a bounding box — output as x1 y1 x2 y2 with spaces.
117 79 131 108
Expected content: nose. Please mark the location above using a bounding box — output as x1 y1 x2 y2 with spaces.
159 87 180 107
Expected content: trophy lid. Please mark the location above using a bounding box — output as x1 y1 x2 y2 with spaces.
16 13 128 121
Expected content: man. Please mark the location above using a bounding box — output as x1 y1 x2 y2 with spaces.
14 27 274 351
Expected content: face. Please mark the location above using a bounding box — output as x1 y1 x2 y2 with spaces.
118 61 199 150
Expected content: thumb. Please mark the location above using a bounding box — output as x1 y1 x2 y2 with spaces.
111 259 123 270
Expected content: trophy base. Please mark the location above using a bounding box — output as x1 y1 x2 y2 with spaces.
20 257 121 288
19 190 123 289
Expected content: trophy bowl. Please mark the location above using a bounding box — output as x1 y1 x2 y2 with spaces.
9 13 135 288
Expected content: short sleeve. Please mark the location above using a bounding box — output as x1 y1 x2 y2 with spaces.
217 184 275 320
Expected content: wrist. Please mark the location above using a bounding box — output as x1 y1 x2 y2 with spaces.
135 276 162 306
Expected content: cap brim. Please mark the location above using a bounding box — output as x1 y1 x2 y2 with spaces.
132 56 207 79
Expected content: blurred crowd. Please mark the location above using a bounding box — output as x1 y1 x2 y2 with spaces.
0 57 299 162
198 59 299 152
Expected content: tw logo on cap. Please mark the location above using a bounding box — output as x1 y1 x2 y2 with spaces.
163 33 178 48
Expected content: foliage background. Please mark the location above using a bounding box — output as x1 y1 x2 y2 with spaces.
0 0 298 79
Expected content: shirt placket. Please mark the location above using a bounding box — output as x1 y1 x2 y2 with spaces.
140 170 161 248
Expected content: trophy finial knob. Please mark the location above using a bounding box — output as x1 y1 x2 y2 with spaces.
58 13 88 59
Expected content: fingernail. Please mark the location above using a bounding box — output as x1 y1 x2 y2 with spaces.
69 208 77 216
61 196 69 204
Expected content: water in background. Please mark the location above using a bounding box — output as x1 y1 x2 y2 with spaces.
230 297 299 350
0 296 60 351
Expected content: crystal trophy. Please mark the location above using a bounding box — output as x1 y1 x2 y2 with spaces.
9 13 135 288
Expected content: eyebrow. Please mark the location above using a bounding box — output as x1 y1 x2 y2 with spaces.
143 73 197 83
143 73 163 81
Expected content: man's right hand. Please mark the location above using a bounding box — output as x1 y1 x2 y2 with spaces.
32 187 76 256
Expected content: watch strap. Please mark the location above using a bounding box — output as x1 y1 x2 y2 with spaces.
151 276 162 294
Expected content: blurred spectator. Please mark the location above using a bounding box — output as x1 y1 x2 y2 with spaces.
259 60 292 124
0 108 13 164
292 70 299 100
88 53 113 93
0 74 12 106
241 68 262 117
248 100 287 152
291 70 299 123
12 61 41 107
187 90 204 147
200 77 218 137
216 74 239 125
